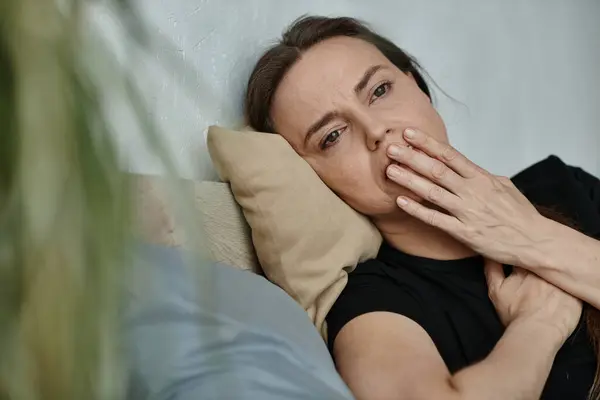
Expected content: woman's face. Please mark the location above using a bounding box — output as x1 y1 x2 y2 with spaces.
270 36 449 219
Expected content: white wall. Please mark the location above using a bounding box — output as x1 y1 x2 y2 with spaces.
94 0 600 180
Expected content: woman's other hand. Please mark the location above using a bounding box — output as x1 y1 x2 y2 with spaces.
386 128 553 267
484 259 582 341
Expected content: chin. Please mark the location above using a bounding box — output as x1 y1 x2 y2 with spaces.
367 189 423 219
346 183 424 218
384 180 423 203
403 191 424 203
368 191 421 218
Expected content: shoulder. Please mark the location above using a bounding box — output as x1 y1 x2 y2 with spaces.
510 155 599 202
326 257 425 352
331 310 451 400
511 155 600 237
512 155 599 190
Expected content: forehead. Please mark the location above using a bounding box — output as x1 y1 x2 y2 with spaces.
271 36 393 140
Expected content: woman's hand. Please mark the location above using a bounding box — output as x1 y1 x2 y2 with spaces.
386 128 552 267
484 259 582 341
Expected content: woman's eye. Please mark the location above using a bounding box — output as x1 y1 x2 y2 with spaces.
320 129 343 149
370 82 391 103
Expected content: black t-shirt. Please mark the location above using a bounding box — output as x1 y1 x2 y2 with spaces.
326 155 600 400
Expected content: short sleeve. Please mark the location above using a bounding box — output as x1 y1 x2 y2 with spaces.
325 259 425 353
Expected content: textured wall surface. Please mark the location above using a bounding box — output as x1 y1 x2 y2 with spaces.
92 0 600 180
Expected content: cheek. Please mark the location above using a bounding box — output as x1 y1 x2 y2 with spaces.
419 104 448 143
313 160 370 197
311 155 386 215
384 86 448 143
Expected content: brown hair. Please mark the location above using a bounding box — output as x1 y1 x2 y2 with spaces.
244 15 430 134
244 15 600 399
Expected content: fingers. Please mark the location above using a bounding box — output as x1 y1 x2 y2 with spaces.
484 259 505 298
400 129 483 179
387 164 462 214
387 144 463 194
512 266 528 279
395 194 462 232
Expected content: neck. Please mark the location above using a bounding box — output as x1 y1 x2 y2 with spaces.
372 205 476 260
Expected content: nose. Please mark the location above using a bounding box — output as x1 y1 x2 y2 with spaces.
356 109 391 151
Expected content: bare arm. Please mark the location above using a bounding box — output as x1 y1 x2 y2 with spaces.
523 218 600 310
508 165 600 309
334 260 581 400
334 312 562 400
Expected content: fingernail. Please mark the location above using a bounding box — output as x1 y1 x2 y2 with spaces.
397 197 409 206
388 145 401 157
387 165 400 178
404 129 417 139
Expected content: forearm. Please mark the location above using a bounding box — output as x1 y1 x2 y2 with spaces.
450 320 562 400
525 217 600 310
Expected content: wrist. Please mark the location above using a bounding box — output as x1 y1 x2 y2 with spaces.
518 215 570 272
508 316 567 350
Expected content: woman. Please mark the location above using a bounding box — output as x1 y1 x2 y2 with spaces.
244 16 600 400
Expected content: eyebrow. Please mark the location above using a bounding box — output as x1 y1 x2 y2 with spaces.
304 111 340 147
303 64 385 146
354 64 384 95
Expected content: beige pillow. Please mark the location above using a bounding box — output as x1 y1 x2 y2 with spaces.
207 126 382 338
134 175 260 273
